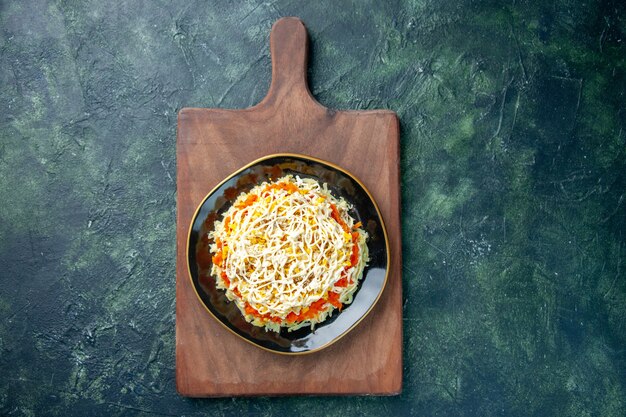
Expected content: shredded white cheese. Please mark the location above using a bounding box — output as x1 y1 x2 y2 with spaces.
209 175 368 332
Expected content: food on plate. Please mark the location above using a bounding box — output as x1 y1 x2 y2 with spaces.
208 175 368 332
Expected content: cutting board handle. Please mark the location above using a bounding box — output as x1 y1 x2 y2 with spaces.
264 17 320 111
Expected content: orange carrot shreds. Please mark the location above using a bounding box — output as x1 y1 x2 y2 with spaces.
223 216 230 231
349 232 360 267
245 303 258 316
212 252 223 266
244 302 282 323
283 182 299 194
327 291 343 310
235 193 259 209
353 221 362 229
263 182 299 194
312 298 327 309
220 271 230 286
335 275 349 288
349 243 359 268
286 311 299 323
287 297 329 323
306 298 328 318
329 203 350 232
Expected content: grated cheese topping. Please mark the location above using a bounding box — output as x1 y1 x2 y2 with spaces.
208 175 368 332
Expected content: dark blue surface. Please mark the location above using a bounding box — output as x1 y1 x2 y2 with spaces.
1 0 625 415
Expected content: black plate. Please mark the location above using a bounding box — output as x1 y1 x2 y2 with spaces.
187 154 389 354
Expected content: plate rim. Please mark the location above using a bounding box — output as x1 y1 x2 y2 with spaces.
186 152 391 355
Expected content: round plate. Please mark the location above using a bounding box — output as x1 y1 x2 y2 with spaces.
187 154 389 354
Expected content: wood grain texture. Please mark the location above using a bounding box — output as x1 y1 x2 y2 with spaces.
176 17 402 397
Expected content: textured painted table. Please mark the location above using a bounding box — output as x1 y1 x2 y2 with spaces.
1 1 625 416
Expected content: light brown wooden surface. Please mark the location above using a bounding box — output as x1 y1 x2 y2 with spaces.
176 17 402 397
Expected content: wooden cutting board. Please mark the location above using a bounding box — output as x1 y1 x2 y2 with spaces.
176 17 402 396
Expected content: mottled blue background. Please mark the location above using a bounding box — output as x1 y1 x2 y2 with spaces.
1 0 625 416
